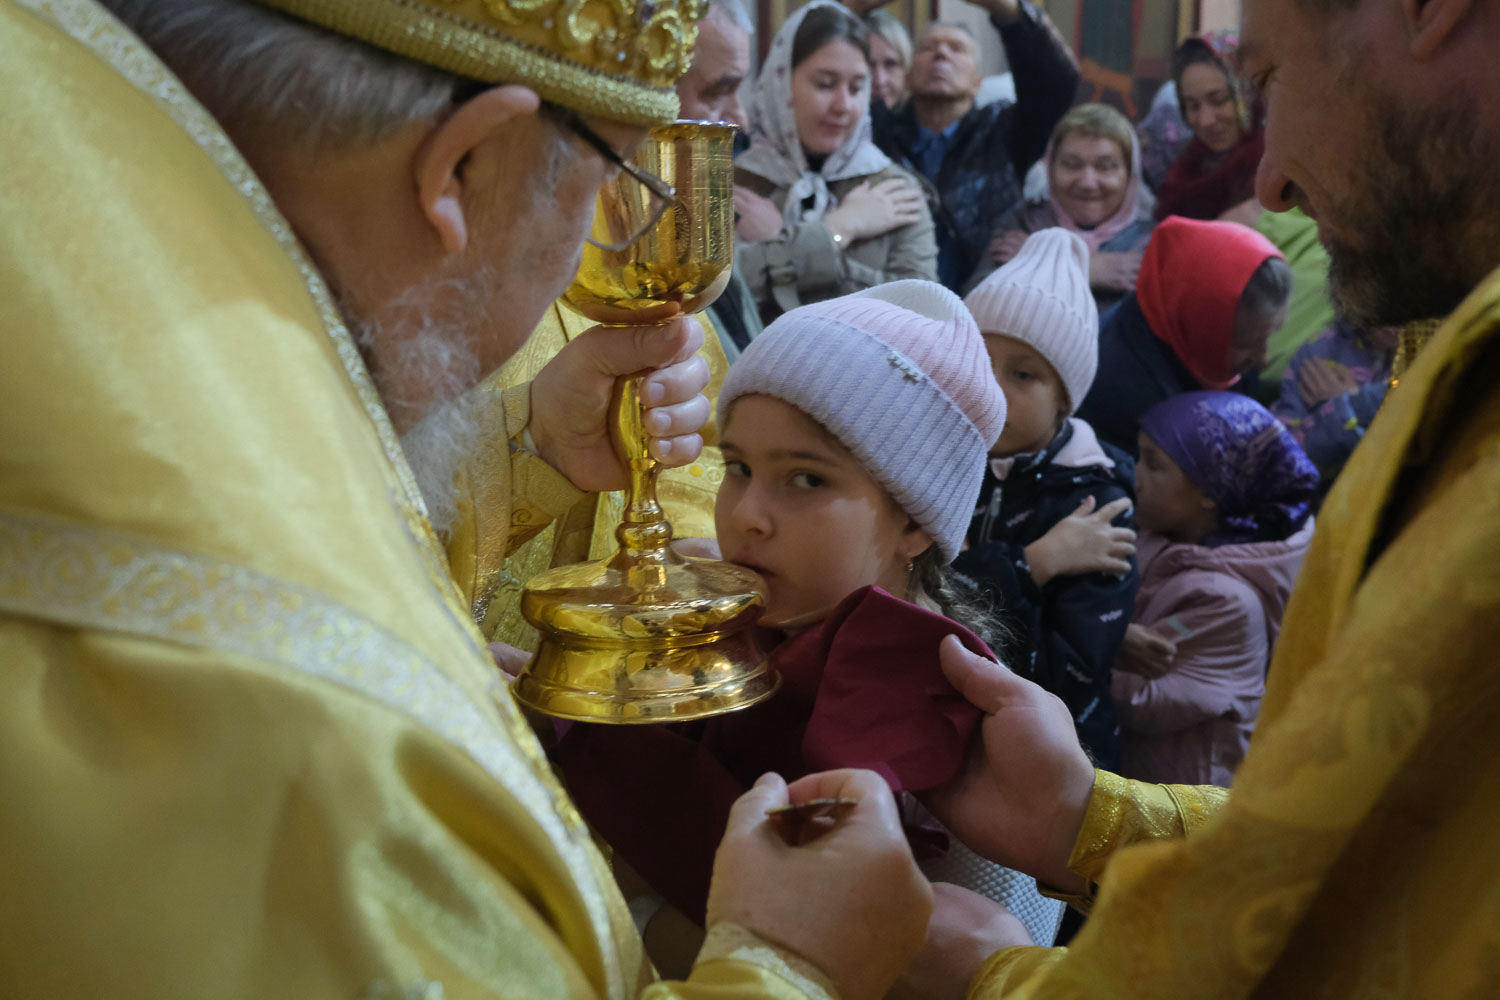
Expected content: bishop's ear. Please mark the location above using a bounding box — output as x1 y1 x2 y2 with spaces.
413 84 541 254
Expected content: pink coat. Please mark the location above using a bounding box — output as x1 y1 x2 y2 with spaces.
1112 521 1314 786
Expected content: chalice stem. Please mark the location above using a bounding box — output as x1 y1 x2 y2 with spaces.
613 375 674 588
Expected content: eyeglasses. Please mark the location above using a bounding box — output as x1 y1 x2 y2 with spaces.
448 84 680 252
550 106 681 251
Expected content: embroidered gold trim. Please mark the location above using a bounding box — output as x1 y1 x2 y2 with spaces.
697 923 838 1000
1389 318 1443 394
0 507 620 995
259 0 686 126
0 512 467 750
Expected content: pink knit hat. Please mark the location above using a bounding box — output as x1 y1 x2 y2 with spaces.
964 228 1099 413
719 280 1005 562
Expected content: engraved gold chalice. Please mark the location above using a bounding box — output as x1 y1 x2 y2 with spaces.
511 121 780 723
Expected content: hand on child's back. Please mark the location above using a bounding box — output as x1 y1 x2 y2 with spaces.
1024 496 1136 587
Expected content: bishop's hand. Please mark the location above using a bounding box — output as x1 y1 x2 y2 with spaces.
529 316 711 493
707 770 932 1000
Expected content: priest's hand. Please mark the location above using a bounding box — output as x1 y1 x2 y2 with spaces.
923 636 1095 894
886 884 1033 1000
706 770 932 1000
530 316 711 492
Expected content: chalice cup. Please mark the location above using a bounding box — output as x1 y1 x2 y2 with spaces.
511 121 779 723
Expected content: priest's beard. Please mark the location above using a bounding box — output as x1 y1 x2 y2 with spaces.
1321 89 1500 329
349 267 496 538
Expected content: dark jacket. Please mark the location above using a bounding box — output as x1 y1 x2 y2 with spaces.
1076 292 1201 457
873 2 1078 290
953 420 1139 769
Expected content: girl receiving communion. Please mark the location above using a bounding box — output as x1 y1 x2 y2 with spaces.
557 283 1120 966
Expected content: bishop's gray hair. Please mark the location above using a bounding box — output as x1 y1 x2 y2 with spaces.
102 0 475 151
102 0 575 188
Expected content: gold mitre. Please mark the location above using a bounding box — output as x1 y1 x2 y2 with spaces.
255 0 705 125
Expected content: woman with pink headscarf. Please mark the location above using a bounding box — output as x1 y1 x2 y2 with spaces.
970 103 1154 310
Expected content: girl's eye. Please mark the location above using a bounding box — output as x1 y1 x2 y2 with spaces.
1013 369 1034 382
725 460 750 479
790 472 825 489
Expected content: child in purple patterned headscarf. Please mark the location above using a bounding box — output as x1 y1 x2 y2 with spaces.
1111 391 1318 787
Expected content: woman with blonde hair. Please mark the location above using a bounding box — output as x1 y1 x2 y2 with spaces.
863 7 912 110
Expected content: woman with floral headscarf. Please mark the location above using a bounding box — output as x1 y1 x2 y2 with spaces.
1154 32 1265 222
734 1 937 322
1112 391 1318 787
969 103 1156 310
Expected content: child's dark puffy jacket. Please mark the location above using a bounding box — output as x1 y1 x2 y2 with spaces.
954 418 1140 769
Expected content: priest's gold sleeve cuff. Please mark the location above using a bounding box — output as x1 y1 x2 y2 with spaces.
642 923 837 1000
968 945 1070 999
502 384 586 556
1040 769 1230 913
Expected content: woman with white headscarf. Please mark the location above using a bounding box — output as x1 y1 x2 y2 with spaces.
734 1 937 322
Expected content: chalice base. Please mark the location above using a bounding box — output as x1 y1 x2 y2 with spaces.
513 555 780 723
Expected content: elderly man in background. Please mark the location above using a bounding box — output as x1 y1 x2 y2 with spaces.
0 0 932 997
856 0 1078 291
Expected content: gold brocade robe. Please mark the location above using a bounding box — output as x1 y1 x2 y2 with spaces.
968 269 1500 994
0 2 824 998
444 306 729 647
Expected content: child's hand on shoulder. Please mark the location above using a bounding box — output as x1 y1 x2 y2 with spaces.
1024 496 1136 587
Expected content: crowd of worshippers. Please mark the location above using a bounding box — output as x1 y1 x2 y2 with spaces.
558 0 1401 961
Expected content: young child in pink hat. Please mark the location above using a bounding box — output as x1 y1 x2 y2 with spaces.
556 280 1065 967
960 228 1141 770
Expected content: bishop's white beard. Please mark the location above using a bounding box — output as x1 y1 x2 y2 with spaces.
349 269 494 538
397 358 480 537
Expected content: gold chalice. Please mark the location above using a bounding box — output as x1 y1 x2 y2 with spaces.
511 121 780 723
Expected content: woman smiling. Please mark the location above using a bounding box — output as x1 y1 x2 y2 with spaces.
1154 33 1265 222
972 103 1154 309
734 1 936 322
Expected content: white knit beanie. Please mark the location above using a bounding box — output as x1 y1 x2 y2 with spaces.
719 280 1006 563
964 228 1099 413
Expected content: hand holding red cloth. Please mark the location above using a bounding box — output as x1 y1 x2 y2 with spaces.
554 586 991 924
